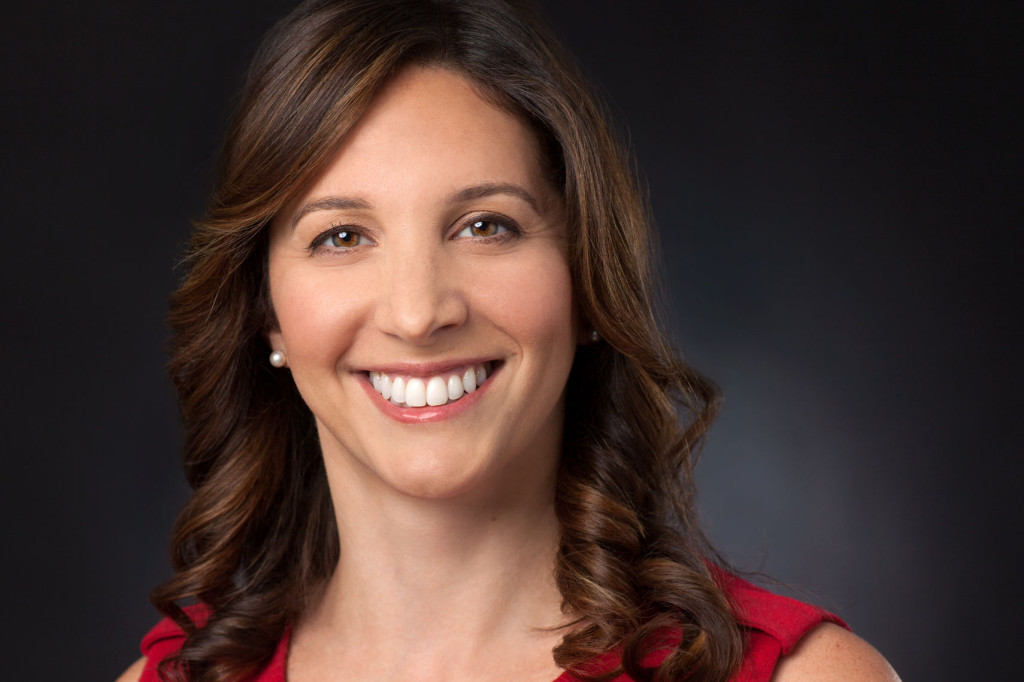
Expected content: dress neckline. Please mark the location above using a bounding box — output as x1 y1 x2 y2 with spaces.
270 628 581 682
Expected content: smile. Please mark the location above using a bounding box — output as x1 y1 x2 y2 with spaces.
368 362 494 408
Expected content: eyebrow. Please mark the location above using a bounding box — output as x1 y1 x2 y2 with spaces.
289 182 541 231
447 182 541 213
290 196 372 230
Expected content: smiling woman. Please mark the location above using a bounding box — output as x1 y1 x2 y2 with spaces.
119 1 897 682
267 67 576 503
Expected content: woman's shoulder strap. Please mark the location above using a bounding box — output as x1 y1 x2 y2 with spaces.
136 605 290 682
721 573 849 682
137 605 211 682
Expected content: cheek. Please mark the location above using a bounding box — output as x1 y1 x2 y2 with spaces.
270 261 367 368
477 247 576 350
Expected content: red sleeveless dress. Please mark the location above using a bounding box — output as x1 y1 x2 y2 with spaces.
139 573 847 682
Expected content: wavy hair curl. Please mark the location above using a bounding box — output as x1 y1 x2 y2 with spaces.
152 1 743 680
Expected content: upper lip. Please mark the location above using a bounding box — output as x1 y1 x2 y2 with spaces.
353 357 499 376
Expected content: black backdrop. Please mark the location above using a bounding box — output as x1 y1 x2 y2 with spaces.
1 2 1019 679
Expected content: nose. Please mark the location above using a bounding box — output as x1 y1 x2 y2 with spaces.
375 243 468 343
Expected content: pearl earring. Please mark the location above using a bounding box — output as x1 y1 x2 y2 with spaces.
269 350 287 368
589 330 600 344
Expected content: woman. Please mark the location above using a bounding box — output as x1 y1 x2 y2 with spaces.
120 1 898 680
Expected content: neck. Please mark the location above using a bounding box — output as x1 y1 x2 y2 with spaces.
294 436 568 680
335 488 562 632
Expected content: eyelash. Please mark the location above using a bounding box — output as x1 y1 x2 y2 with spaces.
307 214 521 254
454 214 522 242
308 226 367 254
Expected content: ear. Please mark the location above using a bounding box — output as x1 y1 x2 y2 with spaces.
265 327 289 368
265 326 285 355
575 308 597 346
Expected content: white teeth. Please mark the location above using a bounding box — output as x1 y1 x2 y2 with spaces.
447 375 464 401
391 376 406 404
370 363 491 408
405 378 427 407
426 376 448 406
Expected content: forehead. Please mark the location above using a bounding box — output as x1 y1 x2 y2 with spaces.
294 66 554 208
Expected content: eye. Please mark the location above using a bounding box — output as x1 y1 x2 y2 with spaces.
455 218 517 239
328 230 362 248
309 226 368 253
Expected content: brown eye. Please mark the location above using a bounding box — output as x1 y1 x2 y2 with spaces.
329 230 362 248
308 226 371 254
471 221 498 237
457 219 512 239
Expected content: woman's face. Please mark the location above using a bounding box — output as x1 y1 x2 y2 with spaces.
267 66 577 502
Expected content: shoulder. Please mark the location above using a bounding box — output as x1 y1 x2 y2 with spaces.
115 657 146 682
718 572 898 682
771 623 901 682
722 572 848 650
123 605 291 682
119 605 211 682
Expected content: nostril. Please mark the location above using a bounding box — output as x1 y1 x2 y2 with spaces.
377 286 469 342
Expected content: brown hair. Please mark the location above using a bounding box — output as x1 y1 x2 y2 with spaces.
152 1 743 680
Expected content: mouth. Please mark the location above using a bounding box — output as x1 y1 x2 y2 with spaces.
365 361 499 409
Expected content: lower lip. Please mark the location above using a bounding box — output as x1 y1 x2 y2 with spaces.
358 367 498 424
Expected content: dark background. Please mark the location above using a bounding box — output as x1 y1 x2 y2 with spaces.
1 1 1019 679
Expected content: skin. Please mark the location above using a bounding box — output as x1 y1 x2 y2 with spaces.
118 67 899 682
116 626 901 682
772 624 901 682
115 658 145 682
267 67 577 509
269 66 574 681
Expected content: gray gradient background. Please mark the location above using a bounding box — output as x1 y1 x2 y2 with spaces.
1 1 1019 679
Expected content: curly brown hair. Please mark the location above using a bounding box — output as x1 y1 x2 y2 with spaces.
151 1 744 680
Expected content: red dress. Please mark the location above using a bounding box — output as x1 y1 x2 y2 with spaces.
139 573 847 682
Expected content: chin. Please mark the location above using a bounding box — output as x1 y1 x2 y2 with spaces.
378 451 493 501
